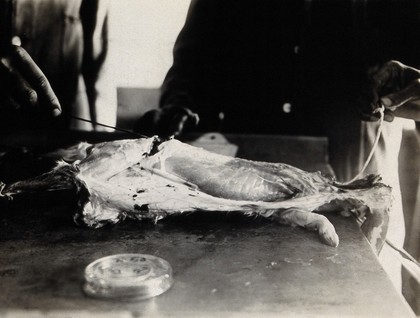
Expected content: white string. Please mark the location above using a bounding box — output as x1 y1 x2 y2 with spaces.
344 106 420 277
386 238 420 284
344 105 385 184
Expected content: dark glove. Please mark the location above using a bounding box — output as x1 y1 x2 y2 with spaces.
358 94 396 123
133 105 199 138
357 67 395 122
360 60 420 122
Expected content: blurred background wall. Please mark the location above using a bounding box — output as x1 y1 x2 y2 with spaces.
107 0 190 127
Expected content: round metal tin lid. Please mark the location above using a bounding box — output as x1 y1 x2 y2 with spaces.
83 253 173 300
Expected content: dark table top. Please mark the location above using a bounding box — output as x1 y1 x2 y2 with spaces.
0 204 414 317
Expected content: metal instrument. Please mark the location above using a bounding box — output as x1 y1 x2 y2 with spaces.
71 115 147 138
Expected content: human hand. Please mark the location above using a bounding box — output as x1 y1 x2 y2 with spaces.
362 60 420 122
133 105 199 138
0 45 61 116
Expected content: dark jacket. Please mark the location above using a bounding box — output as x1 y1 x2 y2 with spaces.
160 0 420 135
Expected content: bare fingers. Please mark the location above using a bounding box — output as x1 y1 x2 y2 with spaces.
1 45 61 116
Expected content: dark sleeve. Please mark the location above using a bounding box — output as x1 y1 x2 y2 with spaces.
159 0 217 112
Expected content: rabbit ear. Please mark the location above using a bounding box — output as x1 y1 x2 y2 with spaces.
0 162 78 198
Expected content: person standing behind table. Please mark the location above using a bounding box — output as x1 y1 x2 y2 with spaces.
134 0 420 297
134 0 311 137
0 0 116 132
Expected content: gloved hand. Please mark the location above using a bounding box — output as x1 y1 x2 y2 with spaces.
361 60 420 122
0 45 61 116
133 105 199 138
